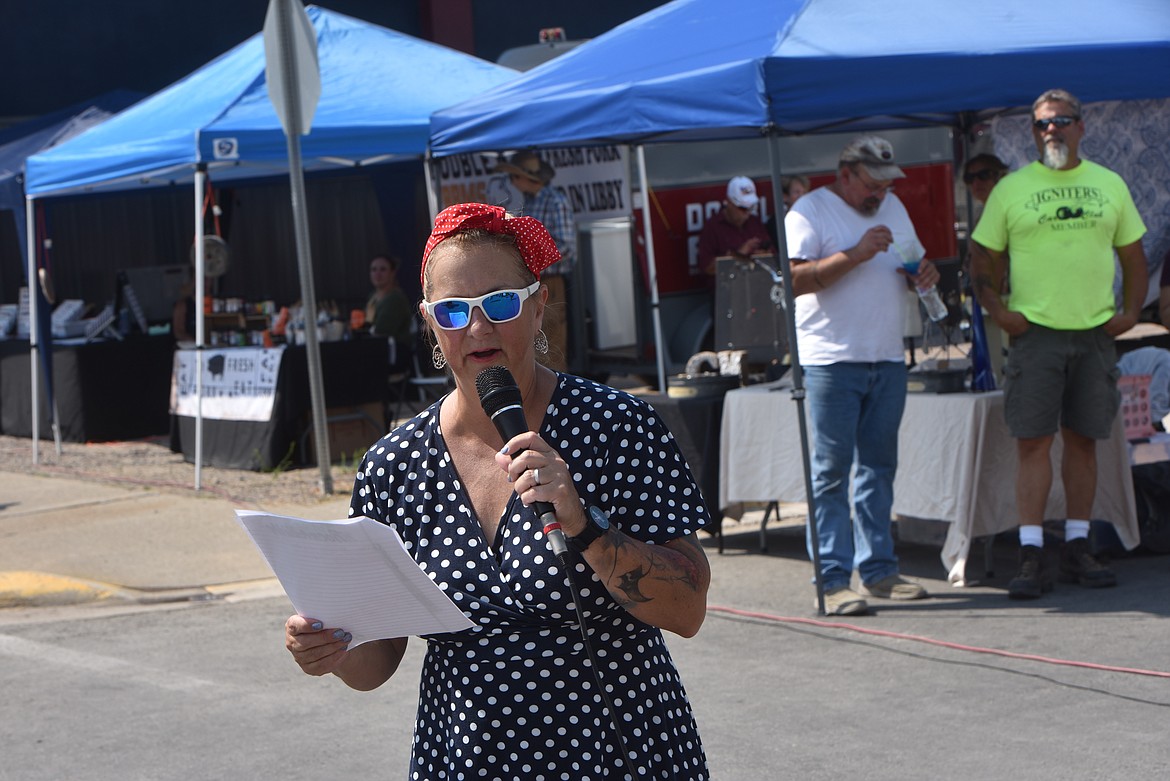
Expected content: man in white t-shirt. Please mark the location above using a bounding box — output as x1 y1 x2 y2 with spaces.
784 135 940 615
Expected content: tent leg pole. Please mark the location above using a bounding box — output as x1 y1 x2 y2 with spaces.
194 169 206 491
635 145 667 393
52 399 62 457
766 131 826 615
25 195 39 464
423 151 439 221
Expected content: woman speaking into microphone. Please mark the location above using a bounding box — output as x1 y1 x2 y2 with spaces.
283 202 711 780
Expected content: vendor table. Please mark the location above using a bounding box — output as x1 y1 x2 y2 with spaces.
170 337 390 470
0 336 175 442
719 381 1140 584
637 391 727 548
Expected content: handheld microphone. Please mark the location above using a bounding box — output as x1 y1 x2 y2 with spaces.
475 366 568 557
477 366 641 776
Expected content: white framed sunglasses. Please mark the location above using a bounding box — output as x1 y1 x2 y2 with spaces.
423 281 540 331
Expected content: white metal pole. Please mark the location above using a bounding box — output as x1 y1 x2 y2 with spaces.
194 167 206 491
634 145 667 393
25 195 39 464
423 151 439 220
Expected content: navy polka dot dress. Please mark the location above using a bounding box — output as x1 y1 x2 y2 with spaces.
351 374 710 780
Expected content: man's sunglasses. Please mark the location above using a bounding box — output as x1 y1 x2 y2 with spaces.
423 282 540 330
963 169 1002 184
1032 116 1078 130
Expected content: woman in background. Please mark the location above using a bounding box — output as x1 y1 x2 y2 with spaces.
365 254 412 342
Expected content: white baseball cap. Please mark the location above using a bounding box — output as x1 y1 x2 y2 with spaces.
726 176 759 209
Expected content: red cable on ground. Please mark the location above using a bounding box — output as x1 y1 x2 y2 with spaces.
709 604 1170 679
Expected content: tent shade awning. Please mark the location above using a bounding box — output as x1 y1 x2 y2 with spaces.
429 0 1170 154
26 6 517 197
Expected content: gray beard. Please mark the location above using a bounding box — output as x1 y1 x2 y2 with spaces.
1042 141 1069 170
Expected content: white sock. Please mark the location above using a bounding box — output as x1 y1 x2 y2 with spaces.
1019 525 1044 548
1065 519 1091 541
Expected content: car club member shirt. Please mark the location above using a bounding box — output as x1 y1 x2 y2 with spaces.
972 160 1146 330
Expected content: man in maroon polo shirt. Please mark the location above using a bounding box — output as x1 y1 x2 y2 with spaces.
697 176 775 276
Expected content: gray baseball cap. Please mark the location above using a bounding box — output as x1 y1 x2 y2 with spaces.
839 135 906 180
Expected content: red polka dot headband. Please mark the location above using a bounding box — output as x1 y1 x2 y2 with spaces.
420 203 561 285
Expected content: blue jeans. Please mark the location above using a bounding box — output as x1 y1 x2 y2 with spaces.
803 361 907 590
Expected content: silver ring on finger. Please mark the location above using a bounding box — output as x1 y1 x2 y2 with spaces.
533 468 542 486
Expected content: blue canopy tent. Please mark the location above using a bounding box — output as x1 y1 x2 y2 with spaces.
0 90 143 266
0 89 144 455
431 0 1170 149
428 0 1170 611
21 5 516 467
431 0 1170 384
26 6 515 195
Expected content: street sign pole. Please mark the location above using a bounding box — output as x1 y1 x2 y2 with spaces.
264 0 332 493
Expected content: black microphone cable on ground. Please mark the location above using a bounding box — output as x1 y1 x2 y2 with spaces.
475 365 641 780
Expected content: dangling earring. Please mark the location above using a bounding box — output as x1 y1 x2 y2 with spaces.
432 344 447 369
534 329 549 355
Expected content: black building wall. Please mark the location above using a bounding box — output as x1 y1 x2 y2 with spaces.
2 1 663 123
2 1 418 122
0 1 663 311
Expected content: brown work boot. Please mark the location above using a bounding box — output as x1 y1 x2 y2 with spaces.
859 574 928 600
820 586 868 616
1007 545 1053 600
1059 538 1117 588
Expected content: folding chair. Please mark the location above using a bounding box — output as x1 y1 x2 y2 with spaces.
387 332 450 425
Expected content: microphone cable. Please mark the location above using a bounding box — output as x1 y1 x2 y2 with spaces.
476 365 641 779
556 547 642 781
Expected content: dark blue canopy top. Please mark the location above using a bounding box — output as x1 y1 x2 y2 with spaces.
26 6 516 197
0 90 143 212
430 0 1170 154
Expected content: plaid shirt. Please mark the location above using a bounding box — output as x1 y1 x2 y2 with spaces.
525 187 576 273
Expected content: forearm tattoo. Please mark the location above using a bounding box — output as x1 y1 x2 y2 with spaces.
616 566 653 604
603 531 703 607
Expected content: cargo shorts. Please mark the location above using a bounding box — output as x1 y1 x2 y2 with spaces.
1002 323 1120 440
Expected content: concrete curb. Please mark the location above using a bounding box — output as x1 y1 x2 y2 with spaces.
0 571 282 609
0 571 132 608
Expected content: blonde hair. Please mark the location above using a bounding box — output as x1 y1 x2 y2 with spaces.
421 229 532 299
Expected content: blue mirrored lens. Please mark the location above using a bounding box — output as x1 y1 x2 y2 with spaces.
482 292 521 321
431 290 524 329
434 301 470 329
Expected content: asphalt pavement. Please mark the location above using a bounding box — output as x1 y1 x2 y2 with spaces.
3 468 1169 778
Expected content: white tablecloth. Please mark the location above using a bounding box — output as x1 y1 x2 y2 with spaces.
719 382 1139 584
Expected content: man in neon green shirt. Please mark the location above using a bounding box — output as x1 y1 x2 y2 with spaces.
971 88 1147 600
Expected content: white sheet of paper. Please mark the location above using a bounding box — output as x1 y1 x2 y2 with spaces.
235 510 473 648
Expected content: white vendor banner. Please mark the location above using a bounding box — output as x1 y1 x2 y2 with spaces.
434 146 631 222
170 346 284 422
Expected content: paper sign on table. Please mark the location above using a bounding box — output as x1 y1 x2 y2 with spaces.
235 510 473 648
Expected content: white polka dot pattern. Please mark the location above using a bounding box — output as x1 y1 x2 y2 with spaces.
350 374 710 779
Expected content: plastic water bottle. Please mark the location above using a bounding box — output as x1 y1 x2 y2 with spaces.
917 285 949 322
895 239 948 323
